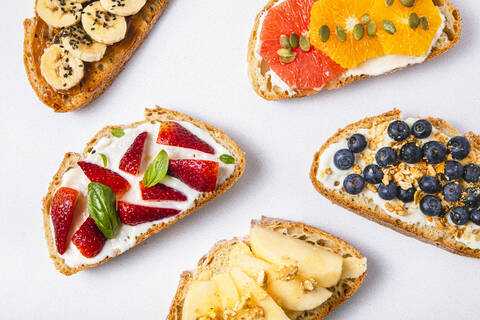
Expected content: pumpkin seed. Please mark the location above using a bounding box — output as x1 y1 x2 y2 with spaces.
277 48 295 57
289 32 299 48
279 35 290 49
385 0 394 7
400 0 414 7
319 25 330 42
366 20 377 38
409 12 419 30
353 24 364 40
382 20 396 35
419 16 429 30
299 35 310 51
279 54 296 63
335 26 347 42
361 14 370 25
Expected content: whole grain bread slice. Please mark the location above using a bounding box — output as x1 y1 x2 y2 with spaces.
167 216 367 320
248 0 462 100
24 0 169 112
42 107 246 275
310 109 480 258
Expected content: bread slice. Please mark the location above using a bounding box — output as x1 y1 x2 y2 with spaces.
167 216 367 320
42 107 246 275
24 0 169 112
310 109 480 258
248 0 462 100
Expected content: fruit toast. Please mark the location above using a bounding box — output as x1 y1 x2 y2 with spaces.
43 107 245 275
168 217 367 320
311 109 480 258
248 0 461 100
24 0 169 112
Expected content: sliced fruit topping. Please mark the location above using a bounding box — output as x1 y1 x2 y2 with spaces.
51 187 79 255
78 161 131 197
309 0 384 69
139 182 187 201
119 132 148 175
117 201 181 226
40 45 84 90
157 122 215 154
168 159 219 192
371 0 443 56
60 24 107 62
71 217 106 258
259 0 344 90
36 0 82 28
81 1 127 45
100 0 146 16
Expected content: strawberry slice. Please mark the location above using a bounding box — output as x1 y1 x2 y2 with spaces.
118 201 181 226
78 161 131 197
51 187 79 255
119 132 148 175
139 181 187 201
157 121 215 154
71 217 106 258
168 159 218 192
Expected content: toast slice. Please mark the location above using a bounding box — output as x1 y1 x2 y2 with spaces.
168 217 367 320
42 107 245 275
24 0 169 112
310 109 480 258
248 0 462 100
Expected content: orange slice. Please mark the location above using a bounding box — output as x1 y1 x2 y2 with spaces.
309 0 384 69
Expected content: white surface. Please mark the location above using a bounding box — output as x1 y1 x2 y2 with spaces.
0 0 479 319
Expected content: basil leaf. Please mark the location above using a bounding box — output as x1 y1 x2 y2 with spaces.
87 182 119 239
99 153 108 167
219 154 235 164
111 128 125 137
143 150 169 188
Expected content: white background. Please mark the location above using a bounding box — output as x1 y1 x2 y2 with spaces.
1 0 479 319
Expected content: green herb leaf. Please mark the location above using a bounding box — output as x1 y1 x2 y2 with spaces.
87 182 119 239
219 154 235 164
111 128 125 137
99 153 108 167
143 150 169 188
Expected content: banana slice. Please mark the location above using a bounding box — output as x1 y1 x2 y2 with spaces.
61 25 107 62
36 0 82 28
100 0 146 16
40 45 85 90
82 1 127 45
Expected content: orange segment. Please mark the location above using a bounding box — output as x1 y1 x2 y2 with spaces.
309 0 384 69
371 0 443 56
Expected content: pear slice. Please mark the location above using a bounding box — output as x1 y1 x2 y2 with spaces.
229 243 332 311
212 273 240 309
229 267 290 320
181 280 221 320
249 225 343 287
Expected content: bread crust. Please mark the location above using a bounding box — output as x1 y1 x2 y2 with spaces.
167 216 367 320
42 107 246 275
310 109 480 259
248 0 462 100
24 0 170 112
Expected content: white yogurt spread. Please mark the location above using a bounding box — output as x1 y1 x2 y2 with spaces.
315 117 480 250
54 121 236 267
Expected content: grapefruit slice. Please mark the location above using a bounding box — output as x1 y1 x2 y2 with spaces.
259 0 344 90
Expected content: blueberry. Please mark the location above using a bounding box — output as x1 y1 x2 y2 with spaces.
375 147 397 167
443 183 463 202
343 174 365 195
464 163 480 183
419 195 442 216
399 142 422 164
470 209 480 226
334 149 355 170
412 119 432 139
419 176 441 194
422 141 447 164
387 120 410 141
348 134 367 153
447 136 471 160
462 187 480 208
444 160 463 181
398 187 416 203
363 164 384 184
378 182 398 200
450 207 469 225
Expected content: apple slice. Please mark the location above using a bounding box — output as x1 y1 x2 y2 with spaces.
181 280 221 320
249 225 343 288
212 273 240 309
